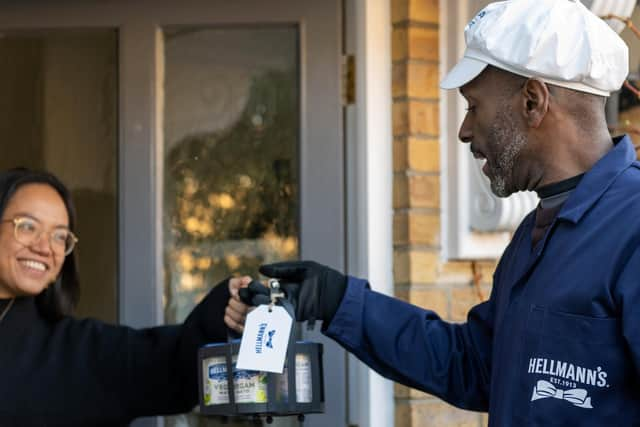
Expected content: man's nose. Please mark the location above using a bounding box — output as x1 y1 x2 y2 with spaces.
458 116 472 143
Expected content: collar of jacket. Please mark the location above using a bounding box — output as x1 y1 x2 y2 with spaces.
557 134 637 224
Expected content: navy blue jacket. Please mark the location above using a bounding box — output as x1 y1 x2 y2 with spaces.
326 136 640 426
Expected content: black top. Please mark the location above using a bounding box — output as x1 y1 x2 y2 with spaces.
535 173 584 201
531 173 584 247
0 280 231 426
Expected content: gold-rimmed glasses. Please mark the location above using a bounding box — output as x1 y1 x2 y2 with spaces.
1 216 78 256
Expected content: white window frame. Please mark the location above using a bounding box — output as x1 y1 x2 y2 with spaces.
344 0 394 426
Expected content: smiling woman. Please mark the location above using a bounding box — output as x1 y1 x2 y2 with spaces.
0 168 254 426
0 168 79 319
1 186 72 280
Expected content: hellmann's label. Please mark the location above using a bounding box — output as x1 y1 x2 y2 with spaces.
202 356 267 405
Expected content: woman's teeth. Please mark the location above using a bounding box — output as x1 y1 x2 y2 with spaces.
21 260 46 271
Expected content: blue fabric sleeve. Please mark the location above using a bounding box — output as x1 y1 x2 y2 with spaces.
615 245 640 376
325 276 494 411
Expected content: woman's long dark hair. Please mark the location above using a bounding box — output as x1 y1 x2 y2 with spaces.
0 168 80 321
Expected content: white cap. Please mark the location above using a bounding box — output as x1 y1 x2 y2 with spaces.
440 0 629 96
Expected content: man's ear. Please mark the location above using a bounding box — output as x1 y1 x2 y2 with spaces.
521 78 549 128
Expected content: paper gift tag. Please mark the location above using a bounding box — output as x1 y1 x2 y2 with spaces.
236 305 293 373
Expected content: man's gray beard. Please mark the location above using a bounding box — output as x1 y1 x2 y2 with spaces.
487 110 528 198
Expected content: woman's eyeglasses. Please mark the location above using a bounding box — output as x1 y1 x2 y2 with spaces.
1 216 78 256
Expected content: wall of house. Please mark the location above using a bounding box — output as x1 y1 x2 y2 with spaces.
391 1 496 426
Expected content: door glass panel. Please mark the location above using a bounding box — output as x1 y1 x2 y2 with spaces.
0 29 118 323
162 26 299 426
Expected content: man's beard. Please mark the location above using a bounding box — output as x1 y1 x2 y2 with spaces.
486 108 528 197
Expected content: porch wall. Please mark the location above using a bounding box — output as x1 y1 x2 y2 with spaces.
390 1 495 426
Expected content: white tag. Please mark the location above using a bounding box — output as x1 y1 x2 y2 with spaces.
236 305 293 373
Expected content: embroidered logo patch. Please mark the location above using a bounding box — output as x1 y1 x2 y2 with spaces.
531 380 592 408
527 357 610 409
467 10 487 29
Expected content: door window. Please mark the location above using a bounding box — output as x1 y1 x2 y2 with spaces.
162 26 300 427
0 29 118 322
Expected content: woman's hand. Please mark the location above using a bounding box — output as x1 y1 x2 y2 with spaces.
224 276 252 333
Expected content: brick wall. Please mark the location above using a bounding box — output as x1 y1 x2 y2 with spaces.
391 1 496 426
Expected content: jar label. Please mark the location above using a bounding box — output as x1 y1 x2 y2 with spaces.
203 356 268 405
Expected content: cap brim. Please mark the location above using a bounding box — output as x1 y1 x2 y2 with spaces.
440 56 488 90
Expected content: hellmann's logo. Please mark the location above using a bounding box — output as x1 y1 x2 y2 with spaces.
266 330 275 349
255 323 268 354
527 357 610 409
528 358 608 387
255 323 277 354
467 9 487 28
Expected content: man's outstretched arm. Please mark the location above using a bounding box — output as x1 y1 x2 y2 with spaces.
325 276 494 411
246 261 495 411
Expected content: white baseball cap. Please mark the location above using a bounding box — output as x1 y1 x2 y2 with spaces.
440 0 629 96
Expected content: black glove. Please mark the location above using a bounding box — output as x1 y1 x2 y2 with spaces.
238 280 272 307
239 261 347 325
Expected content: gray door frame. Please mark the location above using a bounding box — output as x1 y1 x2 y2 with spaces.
0 1 345 426
344 1 394 426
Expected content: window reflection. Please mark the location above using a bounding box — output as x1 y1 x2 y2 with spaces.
163 27 299 427
162 26 299 326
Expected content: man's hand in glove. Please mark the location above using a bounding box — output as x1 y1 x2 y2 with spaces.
239 261 347 326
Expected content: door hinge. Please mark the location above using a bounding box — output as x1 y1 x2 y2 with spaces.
342 54 356 105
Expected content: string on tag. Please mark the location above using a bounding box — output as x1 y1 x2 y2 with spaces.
268 279 285 313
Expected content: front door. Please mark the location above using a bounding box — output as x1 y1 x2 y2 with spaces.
0 1 346 426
